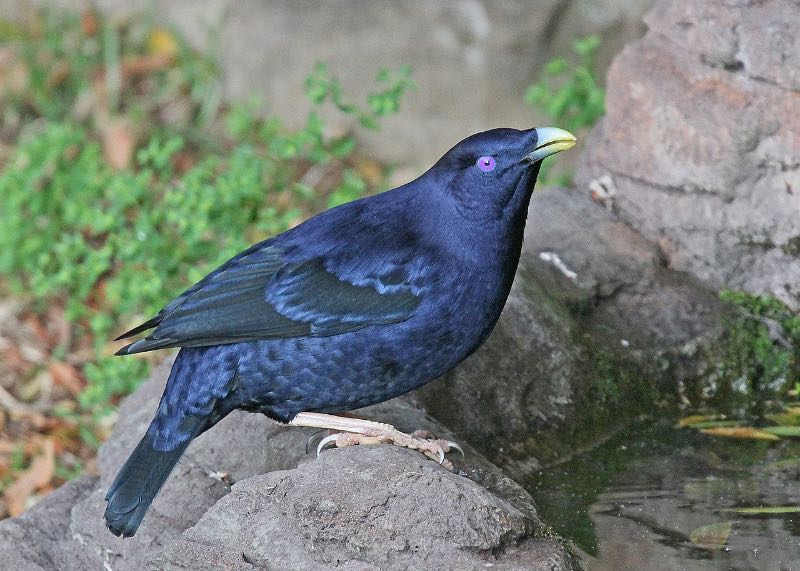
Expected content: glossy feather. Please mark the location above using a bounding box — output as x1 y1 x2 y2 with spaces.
104 127 559 536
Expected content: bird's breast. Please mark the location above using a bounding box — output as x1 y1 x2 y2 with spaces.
420 262 511 345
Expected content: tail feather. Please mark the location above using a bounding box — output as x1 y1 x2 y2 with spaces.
104 428 196 537
105 346 235 537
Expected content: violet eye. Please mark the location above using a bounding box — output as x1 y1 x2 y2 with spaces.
476 155 496 173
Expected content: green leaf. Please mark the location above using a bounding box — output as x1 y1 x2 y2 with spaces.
573 35 600 56
524 36 605 132
677 414 715 427
358 115 380 130
699 427 780 441
689 522 732 548
328 168 366 208
686 419 746 429
544 57 568 75
330 136 356 159
762 426 800 437
724 506 800 515
304 62 331 104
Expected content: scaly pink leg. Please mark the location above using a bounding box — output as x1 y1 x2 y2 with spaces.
288 412 463 467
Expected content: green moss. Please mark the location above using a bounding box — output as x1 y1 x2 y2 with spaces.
710 291 800 416
527 332 668 465
782 236 800 257
585 347 626 405
510 290 800 468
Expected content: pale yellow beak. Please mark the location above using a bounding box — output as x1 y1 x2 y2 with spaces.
524 127 577 163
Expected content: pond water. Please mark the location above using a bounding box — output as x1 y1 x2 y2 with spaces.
529 421 800 571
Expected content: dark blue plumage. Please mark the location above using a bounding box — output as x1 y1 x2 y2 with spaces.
104 126 576 537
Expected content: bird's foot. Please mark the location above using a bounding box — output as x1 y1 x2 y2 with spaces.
290 412 463 469
317 428 462 468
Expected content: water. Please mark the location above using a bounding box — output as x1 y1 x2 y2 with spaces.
529 421 800 570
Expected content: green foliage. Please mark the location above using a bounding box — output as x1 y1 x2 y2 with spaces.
328 168 367 208
305 63 415 130
0 8 220 138
0 58 413 425
525 36 605 133
716 291 800 415
524 36 605 186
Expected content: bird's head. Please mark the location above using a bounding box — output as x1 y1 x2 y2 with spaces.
426 127 576 221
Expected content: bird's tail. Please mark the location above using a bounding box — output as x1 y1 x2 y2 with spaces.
104 418 202 538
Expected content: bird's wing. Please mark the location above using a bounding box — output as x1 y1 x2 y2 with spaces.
115 245 422 355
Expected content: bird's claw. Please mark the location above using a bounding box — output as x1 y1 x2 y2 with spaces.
445 440 465 457
313 427 463 469
315 432 385 457
316 433 338 457
410 430 465 459
305 429 328 454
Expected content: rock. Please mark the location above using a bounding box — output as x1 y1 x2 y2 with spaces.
418 186 723 472
0 476 97 570
63 357 315 571
151 447 573 571
575 0 800 310
3 0 653 164
0 358 575 571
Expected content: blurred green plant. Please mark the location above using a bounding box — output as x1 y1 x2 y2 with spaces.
305 62 414 131
525 35 605 186
525 36 605 133
0 8 220 142
0 9 414 431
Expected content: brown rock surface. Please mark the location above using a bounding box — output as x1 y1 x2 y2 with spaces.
0 358 576 571
576 0 800 309
152 447 572 571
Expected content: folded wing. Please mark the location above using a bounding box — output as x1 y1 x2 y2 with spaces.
116 245 421 355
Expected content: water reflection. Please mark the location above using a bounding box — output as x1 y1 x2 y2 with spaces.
529 421 800 570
